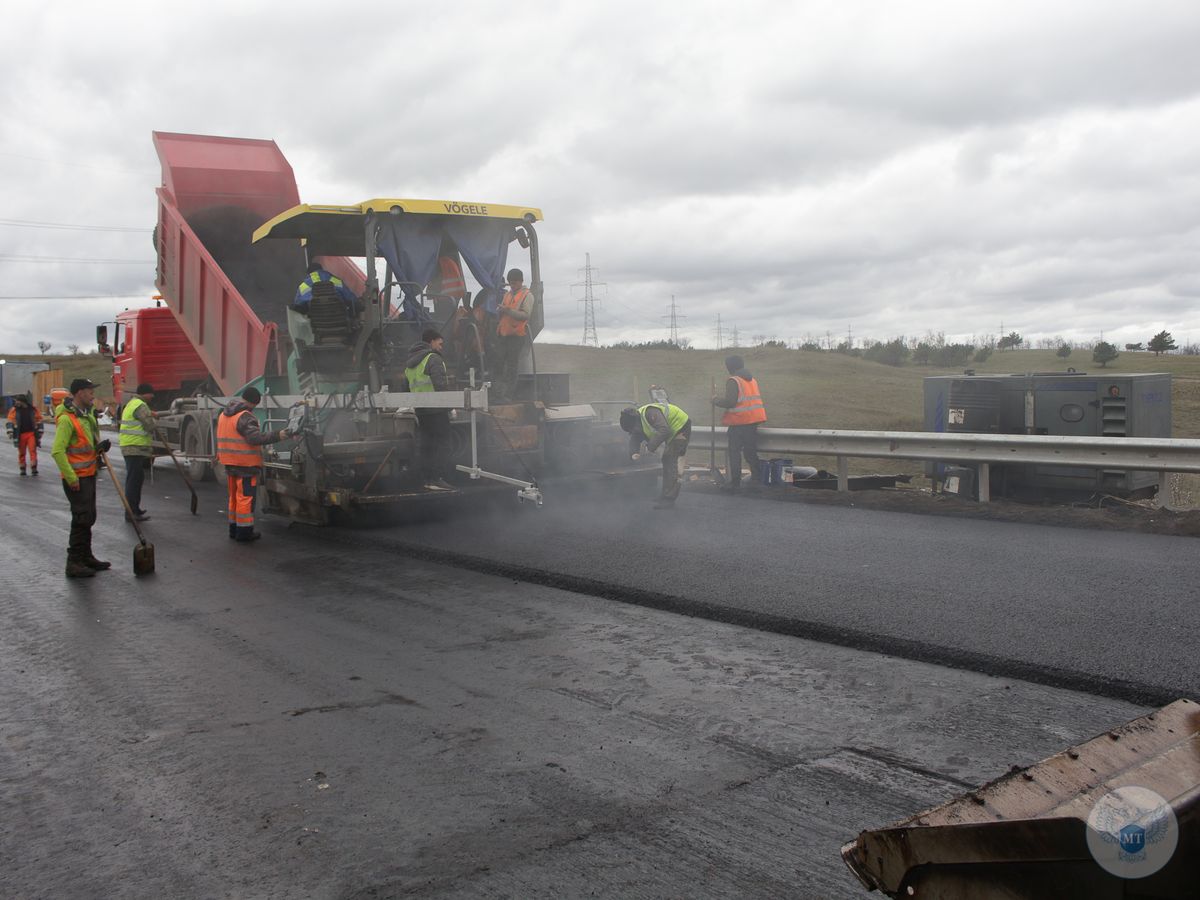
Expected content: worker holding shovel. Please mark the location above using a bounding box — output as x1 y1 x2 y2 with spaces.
50 378 111 579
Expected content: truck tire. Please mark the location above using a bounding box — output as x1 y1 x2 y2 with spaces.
182 421 215 483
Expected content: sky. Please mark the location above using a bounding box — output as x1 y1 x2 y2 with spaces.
3 0 1199 354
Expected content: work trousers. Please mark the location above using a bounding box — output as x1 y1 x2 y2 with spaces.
659 433 690 502
494 334 524 402
123 454 151 514
16 432 37 470
416 410 452 482
226 473 258 540
62 475 97 562
726 423 763 486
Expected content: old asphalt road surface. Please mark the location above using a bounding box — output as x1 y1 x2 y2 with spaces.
0 448 1174 898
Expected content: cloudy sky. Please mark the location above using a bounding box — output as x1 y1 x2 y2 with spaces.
4 0 1199 354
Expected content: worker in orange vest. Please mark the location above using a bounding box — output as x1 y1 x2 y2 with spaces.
712 355 767 490
216 387 290 543
494 268 534 402
50 378 112 577
6 393 43 476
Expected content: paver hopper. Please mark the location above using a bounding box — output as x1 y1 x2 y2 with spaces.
842 698 1199 898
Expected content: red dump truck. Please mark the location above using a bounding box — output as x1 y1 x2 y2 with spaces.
99 131 627 522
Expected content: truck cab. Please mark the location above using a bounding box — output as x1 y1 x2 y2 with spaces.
97 303 209 409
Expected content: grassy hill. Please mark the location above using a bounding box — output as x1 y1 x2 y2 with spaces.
537 344 1200 439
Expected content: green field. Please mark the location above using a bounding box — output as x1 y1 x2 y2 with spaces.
536 344 1200 438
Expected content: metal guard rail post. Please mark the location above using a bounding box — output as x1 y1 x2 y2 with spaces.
688 426 1200 504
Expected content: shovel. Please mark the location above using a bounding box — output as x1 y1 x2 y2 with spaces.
710 377 726 486
151 420 198 514
99 450 156 576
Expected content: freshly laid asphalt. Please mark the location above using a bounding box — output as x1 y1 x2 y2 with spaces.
0 446 1187 897
338 476 1200 706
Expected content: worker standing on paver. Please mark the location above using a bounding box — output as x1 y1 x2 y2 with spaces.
620 401 692 509
494 268 534 402
216 387 290 543
118 383 158 522
6 393 43 476
712 354 767 490
51 378 111 578
402 329 454 490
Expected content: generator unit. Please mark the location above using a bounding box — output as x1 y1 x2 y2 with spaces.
923 372 1172 497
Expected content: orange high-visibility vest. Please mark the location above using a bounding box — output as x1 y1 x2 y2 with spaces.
498 287 531 337
216 411 263 468
722 376 767 426
62 412 97 478
434 256 466 299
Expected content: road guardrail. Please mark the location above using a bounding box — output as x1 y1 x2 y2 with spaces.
688 426 1200 503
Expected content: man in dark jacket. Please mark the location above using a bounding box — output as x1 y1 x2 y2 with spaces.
216 387 290 542
712 355 767 490
402 329 453 490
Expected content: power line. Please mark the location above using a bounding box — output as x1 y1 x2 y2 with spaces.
663 295 685 347
571 252 605 347
0 217 151 233
715 313 723 350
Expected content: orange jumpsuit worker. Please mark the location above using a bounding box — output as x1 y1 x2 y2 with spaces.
216 387 289 543
712 354 767 489
7 394 43 476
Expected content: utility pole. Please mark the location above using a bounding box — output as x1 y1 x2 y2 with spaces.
715 313 723 350
663 295 685 346
847 324 853 349
572 252 604 347
731 325 740 348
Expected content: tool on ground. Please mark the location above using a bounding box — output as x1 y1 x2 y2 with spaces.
99 450 156 575
710 376 725 485
151 420 198 515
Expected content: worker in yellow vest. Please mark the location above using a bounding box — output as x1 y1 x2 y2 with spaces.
118 383 158 522
50 378 112 577
216 387 290 542
402 329 453 490
620 401 692 509
494 268 534 402
712 355 767 490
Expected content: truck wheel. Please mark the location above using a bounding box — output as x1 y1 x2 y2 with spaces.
182 423 214 483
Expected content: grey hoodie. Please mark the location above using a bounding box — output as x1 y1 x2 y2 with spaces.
402 342 449 392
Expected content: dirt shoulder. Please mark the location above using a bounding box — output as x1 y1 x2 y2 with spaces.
685 474 1200 538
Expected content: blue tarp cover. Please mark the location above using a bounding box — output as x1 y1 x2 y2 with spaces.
374 216 515 320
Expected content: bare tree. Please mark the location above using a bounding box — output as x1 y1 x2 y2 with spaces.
67 343 81 356
37 341 51 356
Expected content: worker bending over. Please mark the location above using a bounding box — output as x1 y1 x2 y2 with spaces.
216 387 290 543
7 393 43 476
620 401 692 509
118 383 158 522
712 354 767 490
402 328 454 490
494 268 534 402
50 378 112 577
